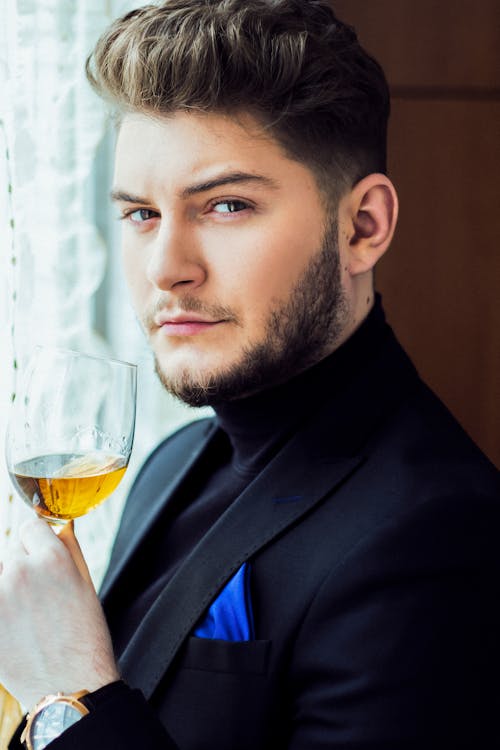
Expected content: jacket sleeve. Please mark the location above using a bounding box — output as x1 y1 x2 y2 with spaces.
286 491 500 748
8 682 179 750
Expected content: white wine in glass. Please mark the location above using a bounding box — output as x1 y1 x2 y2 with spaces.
11 452 128 523
6 346 136 526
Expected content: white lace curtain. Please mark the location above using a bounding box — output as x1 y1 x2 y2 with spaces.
0 0 206 585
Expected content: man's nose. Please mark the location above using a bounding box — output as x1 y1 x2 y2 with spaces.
146 221 206 292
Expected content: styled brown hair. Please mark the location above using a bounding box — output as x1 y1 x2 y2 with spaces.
86 0 390 200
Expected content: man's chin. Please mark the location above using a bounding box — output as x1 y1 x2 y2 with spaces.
153 356 224 407
153 351 268 407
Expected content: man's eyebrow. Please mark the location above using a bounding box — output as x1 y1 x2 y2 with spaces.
110 171 280 204
179 171 280 197
110 189 150 204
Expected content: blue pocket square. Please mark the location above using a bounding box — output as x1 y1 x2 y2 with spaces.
193 562 255 641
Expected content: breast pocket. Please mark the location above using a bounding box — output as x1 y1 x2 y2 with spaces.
182 636 271 675
156 638 275 750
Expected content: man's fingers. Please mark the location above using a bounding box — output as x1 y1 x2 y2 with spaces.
19 516 56 553
17 517 94 588
58 521 95 588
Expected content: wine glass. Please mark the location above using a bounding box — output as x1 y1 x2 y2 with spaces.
1 347 135 743
5 346 136 528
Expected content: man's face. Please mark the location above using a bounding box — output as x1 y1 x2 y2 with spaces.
113 111 351 406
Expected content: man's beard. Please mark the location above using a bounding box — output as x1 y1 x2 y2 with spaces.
151 216 349 407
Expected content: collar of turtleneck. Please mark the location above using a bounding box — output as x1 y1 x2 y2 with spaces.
214 294 390 479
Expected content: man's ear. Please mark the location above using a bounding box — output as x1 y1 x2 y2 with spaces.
340 174 398 276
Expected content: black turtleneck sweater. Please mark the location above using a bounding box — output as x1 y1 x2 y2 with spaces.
111 297 389 656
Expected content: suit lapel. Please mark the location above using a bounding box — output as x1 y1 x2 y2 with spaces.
117 422 363 697
100 418 217 601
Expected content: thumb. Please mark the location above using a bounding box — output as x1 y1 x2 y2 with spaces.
57 521 95 589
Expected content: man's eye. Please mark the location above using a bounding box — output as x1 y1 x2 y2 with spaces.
125 208 158 223
211 200 248 214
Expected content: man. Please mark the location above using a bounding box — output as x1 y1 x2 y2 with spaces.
2 1 499 748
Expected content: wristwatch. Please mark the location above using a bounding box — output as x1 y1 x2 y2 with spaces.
21 690 90 750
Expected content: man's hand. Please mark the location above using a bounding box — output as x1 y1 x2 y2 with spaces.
0 517 120 708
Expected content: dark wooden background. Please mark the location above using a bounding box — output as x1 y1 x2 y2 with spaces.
333 0 499 467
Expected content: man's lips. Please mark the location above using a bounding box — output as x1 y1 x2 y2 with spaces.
153 314 227 337
159 321 224 336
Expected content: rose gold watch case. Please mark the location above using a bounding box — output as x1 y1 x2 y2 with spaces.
21 690 90 750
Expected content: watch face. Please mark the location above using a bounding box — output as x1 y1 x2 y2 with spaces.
30 702 83 750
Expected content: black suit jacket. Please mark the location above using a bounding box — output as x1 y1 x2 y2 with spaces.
11 324 500 749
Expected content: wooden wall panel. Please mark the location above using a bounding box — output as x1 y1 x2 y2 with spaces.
330 1 499 466
333 0 500 89
379 100 500 463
